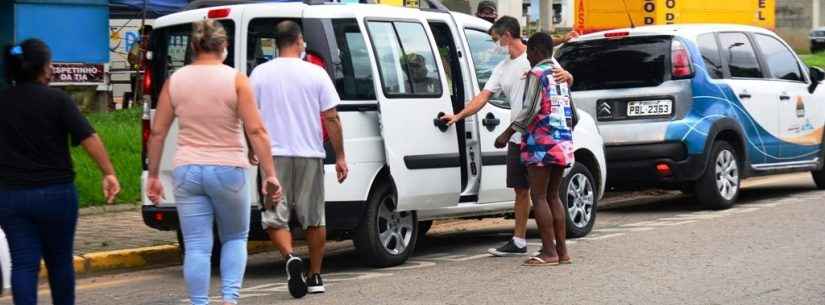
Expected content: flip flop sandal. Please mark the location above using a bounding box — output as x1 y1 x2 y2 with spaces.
522 256 560 267
559 258 573 264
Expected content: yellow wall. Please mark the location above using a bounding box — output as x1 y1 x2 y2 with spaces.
574 0 775 33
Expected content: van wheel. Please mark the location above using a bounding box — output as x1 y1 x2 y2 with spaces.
176 228 222 266
353 183 418 267
562 162 597 238
695 141 740 209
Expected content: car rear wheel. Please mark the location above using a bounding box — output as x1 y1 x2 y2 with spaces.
563 162 597 238
695 141 740 210
353 182 418 268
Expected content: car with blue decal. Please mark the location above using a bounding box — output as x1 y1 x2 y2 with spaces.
556 24 825 209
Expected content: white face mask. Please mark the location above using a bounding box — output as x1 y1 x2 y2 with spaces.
300 42 307 60
221 48 228 61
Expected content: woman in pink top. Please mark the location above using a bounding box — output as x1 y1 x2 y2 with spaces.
145 20 281 305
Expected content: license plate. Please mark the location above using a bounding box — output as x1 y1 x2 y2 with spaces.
627 100 673 117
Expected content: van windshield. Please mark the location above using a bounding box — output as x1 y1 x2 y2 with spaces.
556 36 670 91
148 20 236 107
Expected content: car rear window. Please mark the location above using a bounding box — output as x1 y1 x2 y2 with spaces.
556 36 670 91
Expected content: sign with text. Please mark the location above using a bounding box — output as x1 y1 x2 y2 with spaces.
51 63 105 84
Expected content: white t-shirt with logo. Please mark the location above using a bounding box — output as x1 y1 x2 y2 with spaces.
250 58 340 158
484 52 532 144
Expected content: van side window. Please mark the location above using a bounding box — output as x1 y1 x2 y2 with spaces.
464 28 508 107
697 33 724 79
753 34 804 82
332 19 375 100
718 32 763 79
367 21 442 97
247 18 297 74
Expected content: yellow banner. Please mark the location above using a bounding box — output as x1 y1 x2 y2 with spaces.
575 0 775 34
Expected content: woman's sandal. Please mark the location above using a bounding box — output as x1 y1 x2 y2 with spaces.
522 256 560 266
559 257 573 264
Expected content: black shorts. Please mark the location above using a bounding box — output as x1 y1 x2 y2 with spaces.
506 143 529 189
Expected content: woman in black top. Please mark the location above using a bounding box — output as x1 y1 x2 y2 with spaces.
0 39 121 305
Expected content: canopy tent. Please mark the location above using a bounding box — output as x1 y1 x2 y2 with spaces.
109 0 188 18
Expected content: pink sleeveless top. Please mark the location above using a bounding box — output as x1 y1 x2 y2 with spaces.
168 65 248 168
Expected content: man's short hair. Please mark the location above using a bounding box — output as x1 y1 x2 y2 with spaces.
490 16 520 39
276 20 302 49
527 32 554 58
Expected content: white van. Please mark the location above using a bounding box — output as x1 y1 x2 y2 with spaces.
140 0 606 267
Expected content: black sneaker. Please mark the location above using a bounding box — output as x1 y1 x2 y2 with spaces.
285 255 307 298
487 239 527 257
307 273 325 294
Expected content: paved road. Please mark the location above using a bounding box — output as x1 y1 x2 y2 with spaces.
3 173 824 305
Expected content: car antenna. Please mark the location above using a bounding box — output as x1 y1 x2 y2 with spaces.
620 0 636 28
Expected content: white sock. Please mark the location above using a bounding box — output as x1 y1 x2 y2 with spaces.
512 237 527 248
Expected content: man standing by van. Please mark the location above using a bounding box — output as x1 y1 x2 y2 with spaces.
250 20 348 298
442 16 572 257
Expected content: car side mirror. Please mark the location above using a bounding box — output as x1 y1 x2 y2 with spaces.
808 66 825 94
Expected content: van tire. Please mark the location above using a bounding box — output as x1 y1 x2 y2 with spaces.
176 228 222 267
562 162 598 238
695 141 740 210
353 183 418 268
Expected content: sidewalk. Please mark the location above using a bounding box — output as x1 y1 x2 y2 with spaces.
75 205 176 254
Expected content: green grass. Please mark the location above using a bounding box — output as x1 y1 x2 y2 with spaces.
71 107 142 207
801 52 825 68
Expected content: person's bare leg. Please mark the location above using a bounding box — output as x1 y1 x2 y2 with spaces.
527 166 559 262
547 166 569 261
305 226 326 274
513 188 531 239
266 228 293 257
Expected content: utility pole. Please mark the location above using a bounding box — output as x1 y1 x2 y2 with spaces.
539 0 553 33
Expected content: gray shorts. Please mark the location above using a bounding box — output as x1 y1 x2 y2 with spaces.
261 156 325 230
506 143 529 189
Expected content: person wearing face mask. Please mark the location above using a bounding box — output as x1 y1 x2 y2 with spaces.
476 0 498 23
146 20 283 305
1 38 121 305
441 16 573 257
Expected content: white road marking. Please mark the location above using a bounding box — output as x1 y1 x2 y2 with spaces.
579 233 625 240
594 227 655 233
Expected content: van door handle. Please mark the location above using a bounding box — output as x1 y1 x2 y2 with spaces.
433 112 449 132
779 95 791 101
738 93 752 99
482 113 501 131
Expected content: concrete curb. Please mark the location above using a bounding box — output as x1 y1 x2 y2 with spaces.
40 242 277 278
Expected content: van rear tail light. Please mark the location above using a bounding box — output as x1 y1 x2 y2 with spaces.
208 8 230 19
605 31 630 39
142 66 153 95
671 40 694 79
656 163 672 176
306 52 327 69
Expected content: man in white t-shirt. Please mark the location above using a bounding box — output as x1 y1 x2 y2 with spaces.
250 20 348 298
441 16 573 257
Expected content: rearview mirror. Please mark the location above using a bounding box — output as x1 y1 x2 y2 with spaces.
809 66 825 94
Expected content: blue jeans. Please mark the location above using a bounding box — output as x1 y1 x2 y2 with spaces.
0 183 78 305
174 165 250 305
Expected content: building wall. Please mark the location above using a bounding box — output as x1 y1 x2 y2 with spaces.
776 0 815 52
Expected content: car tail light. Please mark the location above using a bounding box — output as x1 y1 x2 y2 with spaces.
671 40 694 79
154 212 164 222
208 8 230 19
604 31 629 39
